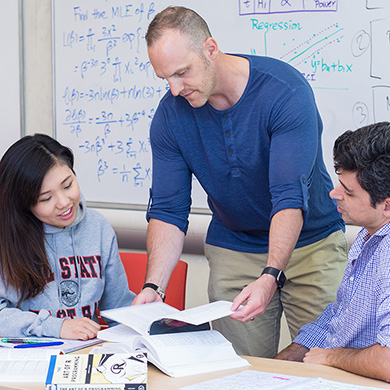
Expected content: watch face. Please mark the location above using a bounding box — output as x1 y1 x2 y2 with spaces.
277 271 286 288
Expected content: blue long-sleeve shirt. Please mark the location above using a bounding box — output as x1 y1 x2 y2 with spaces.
294 223 390 349
147 55 344 253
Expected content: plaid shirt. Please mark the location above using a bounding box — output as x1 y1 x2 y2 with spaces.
294 222 390 349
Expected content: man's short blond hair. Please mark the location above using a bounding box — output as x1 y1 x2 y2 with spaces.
146 6 212 55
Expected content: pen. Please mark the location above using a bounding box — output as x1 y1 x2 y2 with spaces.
13 341 64 349
1 338 64 348
1 338 62 344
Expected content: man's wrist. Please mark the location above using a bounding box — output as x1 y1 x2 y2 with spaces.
142 283 166 302
261 267 286 289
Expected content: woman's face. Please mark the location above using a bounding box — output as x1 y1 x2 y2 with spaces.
31 163 80 228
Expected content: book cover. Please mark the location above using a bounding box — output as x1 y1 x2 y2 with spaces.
45 353 147 390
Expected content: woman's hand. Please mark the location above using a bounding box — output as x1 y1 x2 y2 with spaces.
60 317 101 340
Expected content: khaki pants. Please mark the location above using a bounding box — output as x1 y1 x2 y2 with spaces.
205 230 348 358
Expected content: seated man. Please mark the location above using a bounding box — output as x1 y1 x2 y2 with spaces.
275 121 390 382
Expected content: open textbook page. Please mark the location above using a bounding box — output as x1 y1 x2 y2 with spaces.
98 326 249 378
97 323 140 344
0 348 61 382
100 300 237 336
134 329 249 377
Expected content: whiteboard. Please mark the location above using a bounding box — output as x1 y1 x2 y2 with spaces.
53 0 390 208
0 1 21 158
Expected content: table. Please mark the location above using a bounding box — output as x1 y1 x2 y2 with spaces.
2 354 390 389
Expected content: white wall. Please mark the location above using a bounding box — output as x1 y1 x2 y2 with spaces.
0 1 21 158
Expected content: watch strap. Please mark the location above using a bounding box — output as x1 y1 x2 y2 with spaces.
142 283 166 302
261 267 286 289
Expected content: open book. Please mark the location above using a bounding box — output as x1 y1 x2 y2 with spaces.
100 300 237 336
98 301 249 377
0 348 62 383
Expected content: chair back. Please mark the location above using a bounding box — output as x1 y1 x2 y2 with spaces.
119 252 188 310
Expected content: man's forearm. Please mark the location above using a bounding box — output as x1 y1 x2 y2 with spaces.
304 344 390 382
267 208 303 270
145 218 185 290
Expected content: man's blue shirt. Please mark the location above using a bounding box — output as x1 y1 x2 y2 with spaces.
147 55 344 252
294 222 390 349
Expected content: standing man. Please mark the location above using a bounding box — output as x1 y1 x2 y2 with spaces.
275 122 390 382
133 6 347 358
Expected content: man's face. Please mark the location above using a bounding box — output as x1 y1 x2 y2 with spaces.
148 29 216 108
330 169 389 235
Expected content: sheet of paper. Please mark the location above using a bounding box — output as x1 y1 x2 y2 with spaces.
283 378 385 390
59 337 103 353
171 301 237 325
179 370 382 390
180 370 309 390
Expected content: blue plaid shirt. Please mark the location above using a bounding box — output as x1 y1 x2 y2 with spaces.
294 222 390 349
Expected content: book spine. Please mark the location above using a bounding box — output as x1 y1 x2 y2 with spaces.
45 355 58 385
85 354 94 384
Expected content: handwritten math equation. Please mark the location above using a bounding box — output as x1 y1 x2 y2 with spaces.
238 0 338 15
55 1 167 202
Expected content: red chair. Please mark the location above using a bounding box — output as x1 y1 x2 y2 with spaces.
119 252 188 310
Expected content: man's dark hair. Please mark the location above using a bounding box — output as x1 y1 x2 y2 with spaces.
333 121 390 207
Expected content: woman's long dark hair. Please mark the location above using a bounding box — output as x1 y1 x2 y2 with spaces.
0 134 74 303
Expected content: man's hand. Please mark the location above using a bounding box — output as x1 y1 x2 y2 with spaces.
59 317 101 340
303 347 330 365
229 274 278 322
275 342 310 361
132 287 163 306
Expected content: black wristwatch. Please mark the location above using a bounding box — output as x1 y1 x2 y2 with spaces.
261 267 286 289
142 283 166 302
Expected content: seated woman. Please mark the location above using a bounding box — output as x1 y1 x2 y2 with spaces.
0 134 135 340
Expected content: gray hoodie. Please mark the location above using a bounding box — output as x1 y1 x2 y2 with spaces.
0 194 135 338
